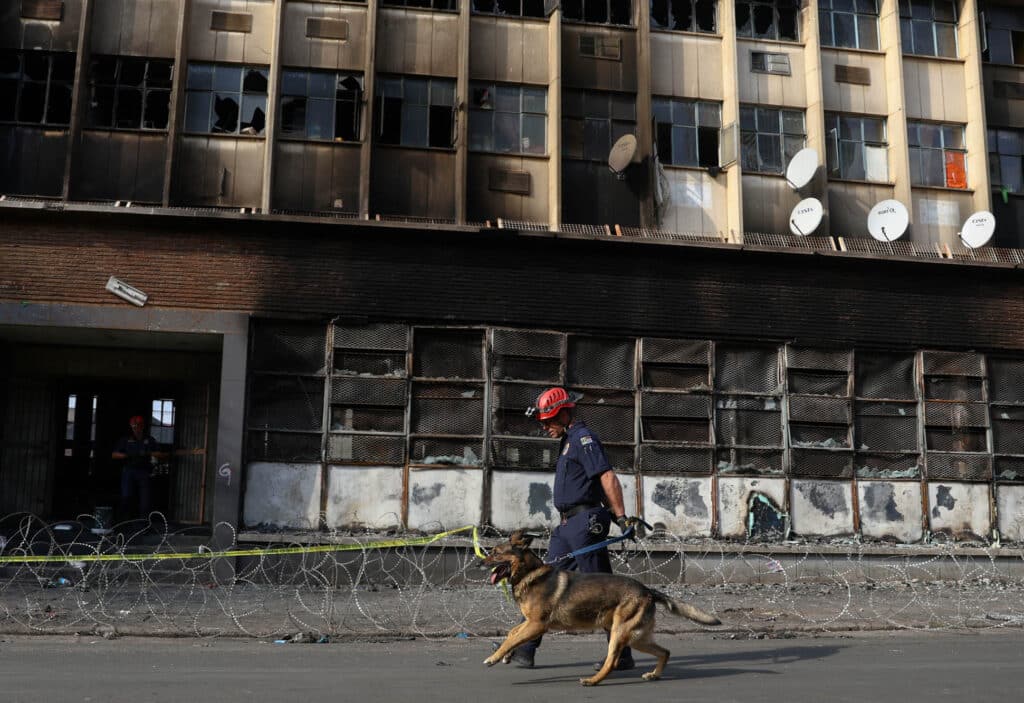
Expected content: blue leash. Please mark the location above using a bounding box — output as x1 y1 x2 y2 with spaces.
545 518 654 565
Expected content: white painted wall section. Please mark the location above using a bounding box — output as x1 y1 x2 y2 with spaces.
242 462 322 529
407 468 483 531
641 475 713 536
325 466 404 530
790 480 854 537
858 481 924 543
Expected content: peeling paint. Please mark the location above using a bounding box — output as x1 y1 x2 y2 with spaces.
862 483 903 522
796 482 850 518
411 482 444 505
527 482 552 520
932 485 957 518
748 492 787 539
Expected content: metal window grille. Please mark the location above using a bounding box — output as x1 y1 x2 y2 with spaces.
924 376 985 401
922 350 984 376
992 407 1024 454
855 401 919 452
716 346 780 394
855 352 916 400
988 357 1024 403
409 438 484 466
641 338 711 390
716 448 784 476
715 396 782 447
790 448 853 478
491 382 549 437
567 336 635 389
925 453 992 481
328 434 406 464
248 375 325 432
410 383 485 436
640 445 714 474
575 390 635 443
489 438 559 470
413 329 484 379
491 329 563 383
856 452 920 480
995 456 1024 483
251 321 328 374
247 430 321 463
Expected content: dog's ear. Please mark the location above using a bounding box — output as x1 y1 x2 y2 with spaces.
509 530 534 548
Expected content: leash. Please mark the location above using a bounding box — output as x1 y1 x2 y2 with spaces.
545 517 654 565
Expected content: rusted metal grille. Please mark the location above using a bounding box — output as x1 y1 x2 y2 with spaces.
716 448 784 476
247 431 320 463
787 347 850 371
789 396 851 424
491 382 547 437
790 449 854 479
334 323 408 351
790 423 850 449
248 375 324 431
251 321 327 375
992 406 1024 454
924 376 985 401
641 339 711 390
788 370 848 396
855 401 918 452
331 377 407 407
489 438 559 470
856 453 921 480
924 402 988 428
642 338 711 365
642 363 710 391
327 434 405 465
575 390 634 443
333 323 408 377
410 438 484 466
715 346 780 394
926 453 992 481
330 405 404 433
410 383 484 435
641 392 711 418
491 329 562 383
413 329 484 379
603 444 635 472
715 397 782 447
995 457 1024 482
640 445 713 474
923 351 984 376
567 336 635 389
988 358 1024 403
855 352 916 400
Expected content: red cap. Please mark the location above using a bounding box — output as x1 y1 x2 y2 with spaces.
129 415 145 427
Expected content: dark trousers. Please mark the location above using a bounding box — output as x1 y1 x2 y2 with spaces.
517 507 631 660
120 467 152 520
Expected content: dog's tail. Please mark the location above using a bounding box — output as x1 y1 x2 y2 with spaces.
651 590 721 626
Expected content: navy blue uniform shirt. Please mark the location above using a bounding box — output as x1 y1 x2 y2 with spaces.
113 435 158 472
553 420 613 511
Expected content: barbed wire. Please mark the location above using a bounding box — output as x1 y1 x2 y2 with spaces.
2 512 1024 640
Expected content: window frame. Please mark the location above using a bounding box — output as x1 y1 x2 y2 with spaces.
183 62 269 137
988 127 1023 195
650 0 717 34
470 0 546 18
562 0 634 27
735 0 800 42
739 105 805 175
907 120 967 189
653 96 722 168
0 49 76 127
382 0 458 10
562 89 637 161
825 112 888 182
86 55 174 132
899 0 958 58
468 82 548 156
278 69 363 143
374 75 457 150
819 0 880 51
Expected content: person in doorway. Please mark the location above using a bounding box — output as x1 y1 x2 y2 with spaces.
508 386 639 670
111 415 167 521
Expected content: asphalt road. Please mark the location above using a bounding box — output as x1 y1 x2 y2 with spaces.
0 630 1018 703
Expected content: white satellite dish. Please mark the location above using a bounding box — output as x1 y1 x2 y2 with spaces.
785 148 819 190
959 211 996 249
608 134 638 179
789 197 824 236
867 199 909 242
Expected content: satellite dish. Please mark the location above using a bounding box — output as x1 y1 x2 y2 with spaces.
959 211 996 249
785 148 818 190
867 199 909 242
608 134 638 179
789 197 824 236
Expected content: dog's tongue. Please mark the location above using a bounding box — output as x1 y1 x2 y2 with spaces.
489 570 500 585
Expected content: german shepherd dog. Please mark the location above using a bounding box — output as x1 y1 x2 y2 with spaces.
482 530 721 686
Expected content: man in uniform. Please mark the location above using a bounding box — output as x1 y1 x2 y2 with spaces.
509 386 637 670
111 415 167 520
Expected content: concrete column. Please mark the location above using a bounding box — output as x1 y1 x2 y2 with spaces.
878 0 912 211
359 0 381 219
259 0 286 213
959 0 992 215
454 0 471 224
212 325 249 577
61 0 93 201
635 0 654 228
718 0 744 241
162 0 192 207
801 0 829 234
547 8 562 229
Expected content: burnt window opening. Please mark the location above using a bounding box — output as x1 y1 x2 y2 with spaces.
184 62 268 136
279 69 363 142
653 97 721 168
899 0 958 58
374 75 456 149
651 0 716 31
825 112 888 182
988 127 1023 195
469 82 547 155
564 0 633 26
819 0 879 50
383 0 456 9
907 120 967 189
735 0 799 41
739 105 805 174
472 0 546 17
87 56 173 131
562 89 636 160
0 49 76 127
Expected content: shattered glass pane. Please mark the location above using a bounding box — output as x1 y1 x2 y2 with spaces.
694 0 715 31
46 80 72 124
335 97 359 141
610 0 631 24
88 85 115 127
777 5 797 39
147 60 173 88
280 96 306 135
18 81 45 123
697 125 719 166
243 68 268 94
670 0 692 29
651 0 669 28
240 95 266 135
212 93 240 133
428 104 453 147
114 87 142 128
735 2 751 35
752 4 774 38
120 59 145 86
585 0 609 24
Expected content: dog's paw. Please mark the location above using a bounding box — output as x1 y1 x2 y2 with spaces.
483 657 497 667
501 653 512 665
642 672 661 681
579 678 598 687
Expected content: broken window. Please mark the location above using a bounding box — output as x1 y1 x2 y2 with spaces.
87 56 173 131
824 113 887 182
472 0 546 16
0 49 75 126
899 0 958 57
383 0 457 8
735 0 799 41
819 0 879 49
653 97 720 168
374 75 456 149
988 127 1023 195
279 69 362 142
184 62 268 136
651 0 716 32
907 120 966 188
739 105 804 174
563 0 633 26
468 82 547 155
562 89 636 160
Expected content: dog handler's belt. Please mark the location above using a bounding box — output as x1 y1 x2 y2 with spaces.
559 503 601 523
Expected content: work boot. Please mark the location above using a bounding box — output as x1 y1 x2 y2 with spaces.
509 647 535 668
593 654 635 671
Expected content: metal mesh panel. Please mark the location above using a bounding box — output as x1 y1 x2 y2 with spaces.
327 434 405 465
855 352 916 400
788 371 849 396
248 375 324 431
988 357 1024 403
603 444 635 472
715 397 782 447
333 349 406 377
330 406 404 433
409 438 484 466
491 383 547 437
789 396 851 424
786 347 850 371
790 449 854 479
924 402 989 427
995 456 1024 482
642 338 711 365
925 428 988 452
492 356 561 383
715 346 780 394
411 383 484 435
641 392 711 418
333 323 408 351
640 445 713 474
924 376 985 401
412 329 484 379
251 321 327 374
790 424 850 448
856 453 921 479
855 402 919 452
642 417 711 443
642 364 711 391
716 448 784 476
489 438 559 469
246 431 321 462
567 336 635 389
576 390 635 443
926 452 992 481
922 351 984 376
331 377 407 406
992 407 1024 454
492 329 562 358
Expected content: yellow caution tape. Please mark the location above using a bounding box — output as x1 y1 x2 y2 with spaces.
0 525 475 565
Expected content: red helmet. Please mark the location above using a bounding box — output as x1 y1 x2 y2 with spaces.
129 415 145 427
531 387 576 421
